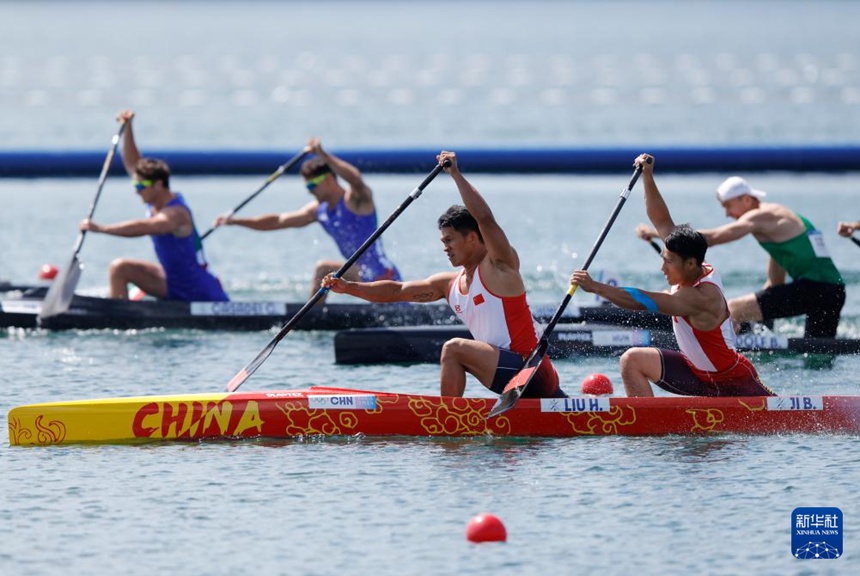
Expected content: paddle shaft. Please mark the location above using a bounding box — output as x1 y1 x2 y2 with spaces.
74 122 127 257
226 160 449 392
199 148 310 240
852 236 860 248
488 160 647 418
39 122 126 320
541 164 646 339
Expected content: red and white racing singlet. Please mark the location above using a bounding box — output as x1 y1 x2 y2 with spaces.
671 264 740 374
446 265 539 356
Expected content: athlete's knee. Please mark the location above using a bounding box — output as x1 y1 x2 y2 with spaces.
728 294 763 323
108 258 132 278
314 260 340 276
440 338 471 364
619 348 644 373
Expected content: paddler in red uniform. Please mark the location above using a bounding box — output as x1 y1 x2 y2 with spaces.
571 154 774 398
323 151 565 399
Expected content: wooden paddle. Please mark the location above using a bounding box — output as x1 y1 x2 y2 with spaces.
198 147 311 240
226 159 450 392
39 121 127 320
488 158 649 418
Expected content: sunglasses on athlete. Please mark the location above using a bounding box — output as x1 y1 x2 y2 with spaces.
305 173 328 192
132 179 154 192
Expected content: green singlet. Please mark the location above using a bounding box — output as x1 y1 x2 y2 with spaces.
758 214 843 285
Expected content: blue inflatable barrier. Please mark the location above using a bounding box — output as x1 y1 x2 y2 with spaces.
1 146 859 177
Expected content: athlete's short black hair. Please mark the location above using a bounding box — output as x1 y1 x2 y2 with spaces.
437 205 483 243
300 157 333 179
665 223 707 265
135 158 170 188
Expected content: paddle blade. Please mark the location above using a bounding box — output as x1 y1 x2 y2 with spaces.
38 257 83 319
226 339 277 392
487 339 549 418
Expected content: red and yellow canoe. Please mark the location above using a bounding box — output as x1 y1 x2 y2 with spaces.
8 386 860 446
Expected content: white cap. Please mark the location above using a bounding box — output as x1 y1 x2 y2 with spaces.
716 176 767 203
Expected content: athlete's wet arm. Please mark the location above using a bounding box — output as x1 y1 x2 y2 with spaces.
572 269 678 314
85 213 175 237
592 282 716 318
635 223 660 242
586 282 668 313
118 114 142 176
641 169 676 239
318 148 366 191
699 218 756 246
228 203 316 230
447 167 518 266
325 272 452 303
654 285 724 317
220 213 279 230
327 279 407 302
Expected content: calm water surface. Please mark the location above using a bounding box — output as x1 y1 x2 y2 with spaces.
2 173 859 575
2 1 860 574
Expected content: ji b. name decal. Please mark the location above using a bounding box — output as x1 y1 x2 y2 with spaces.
767 396 823 411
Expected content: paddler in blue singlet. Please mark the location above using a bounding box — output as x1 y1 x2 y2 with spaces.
79 110 229 302
213 137 400 302
637 175 845 338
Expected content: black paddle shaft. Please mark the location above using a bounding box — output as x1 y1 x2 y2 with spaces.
199 148 310 241
488 159 649 418
274 162 447 340
541 161 647 340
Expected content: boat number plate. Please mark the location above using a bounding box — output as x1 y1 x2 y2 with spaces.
541 397 611 412
767 396 824 411
307 395 377 410
190 302 287 316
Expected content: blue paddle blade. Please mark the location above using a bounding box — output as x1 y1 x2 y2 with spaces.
38 256 82 319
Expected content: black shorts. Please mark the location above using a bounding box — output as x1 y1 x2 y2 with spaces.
756 279 845 338
490 348 565 398
654 350 775 397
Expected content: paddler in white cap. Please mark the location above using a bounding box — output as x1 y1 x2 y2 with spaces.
637 175 845 338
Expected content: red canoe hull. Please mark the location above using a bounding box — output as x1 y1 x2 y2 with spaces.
9 386 860 446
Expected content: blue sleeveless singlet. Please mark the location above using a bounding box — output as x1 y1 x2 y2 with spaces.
316 196 401 281
148 194 229 302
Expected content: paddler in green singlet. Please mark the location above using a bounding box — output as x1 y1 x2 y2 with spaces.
637 177 845 338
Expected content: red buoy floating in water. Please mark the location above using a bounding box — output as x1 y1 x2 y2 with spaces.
39 264 59 280
581 373 614 396
466 513 507 543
